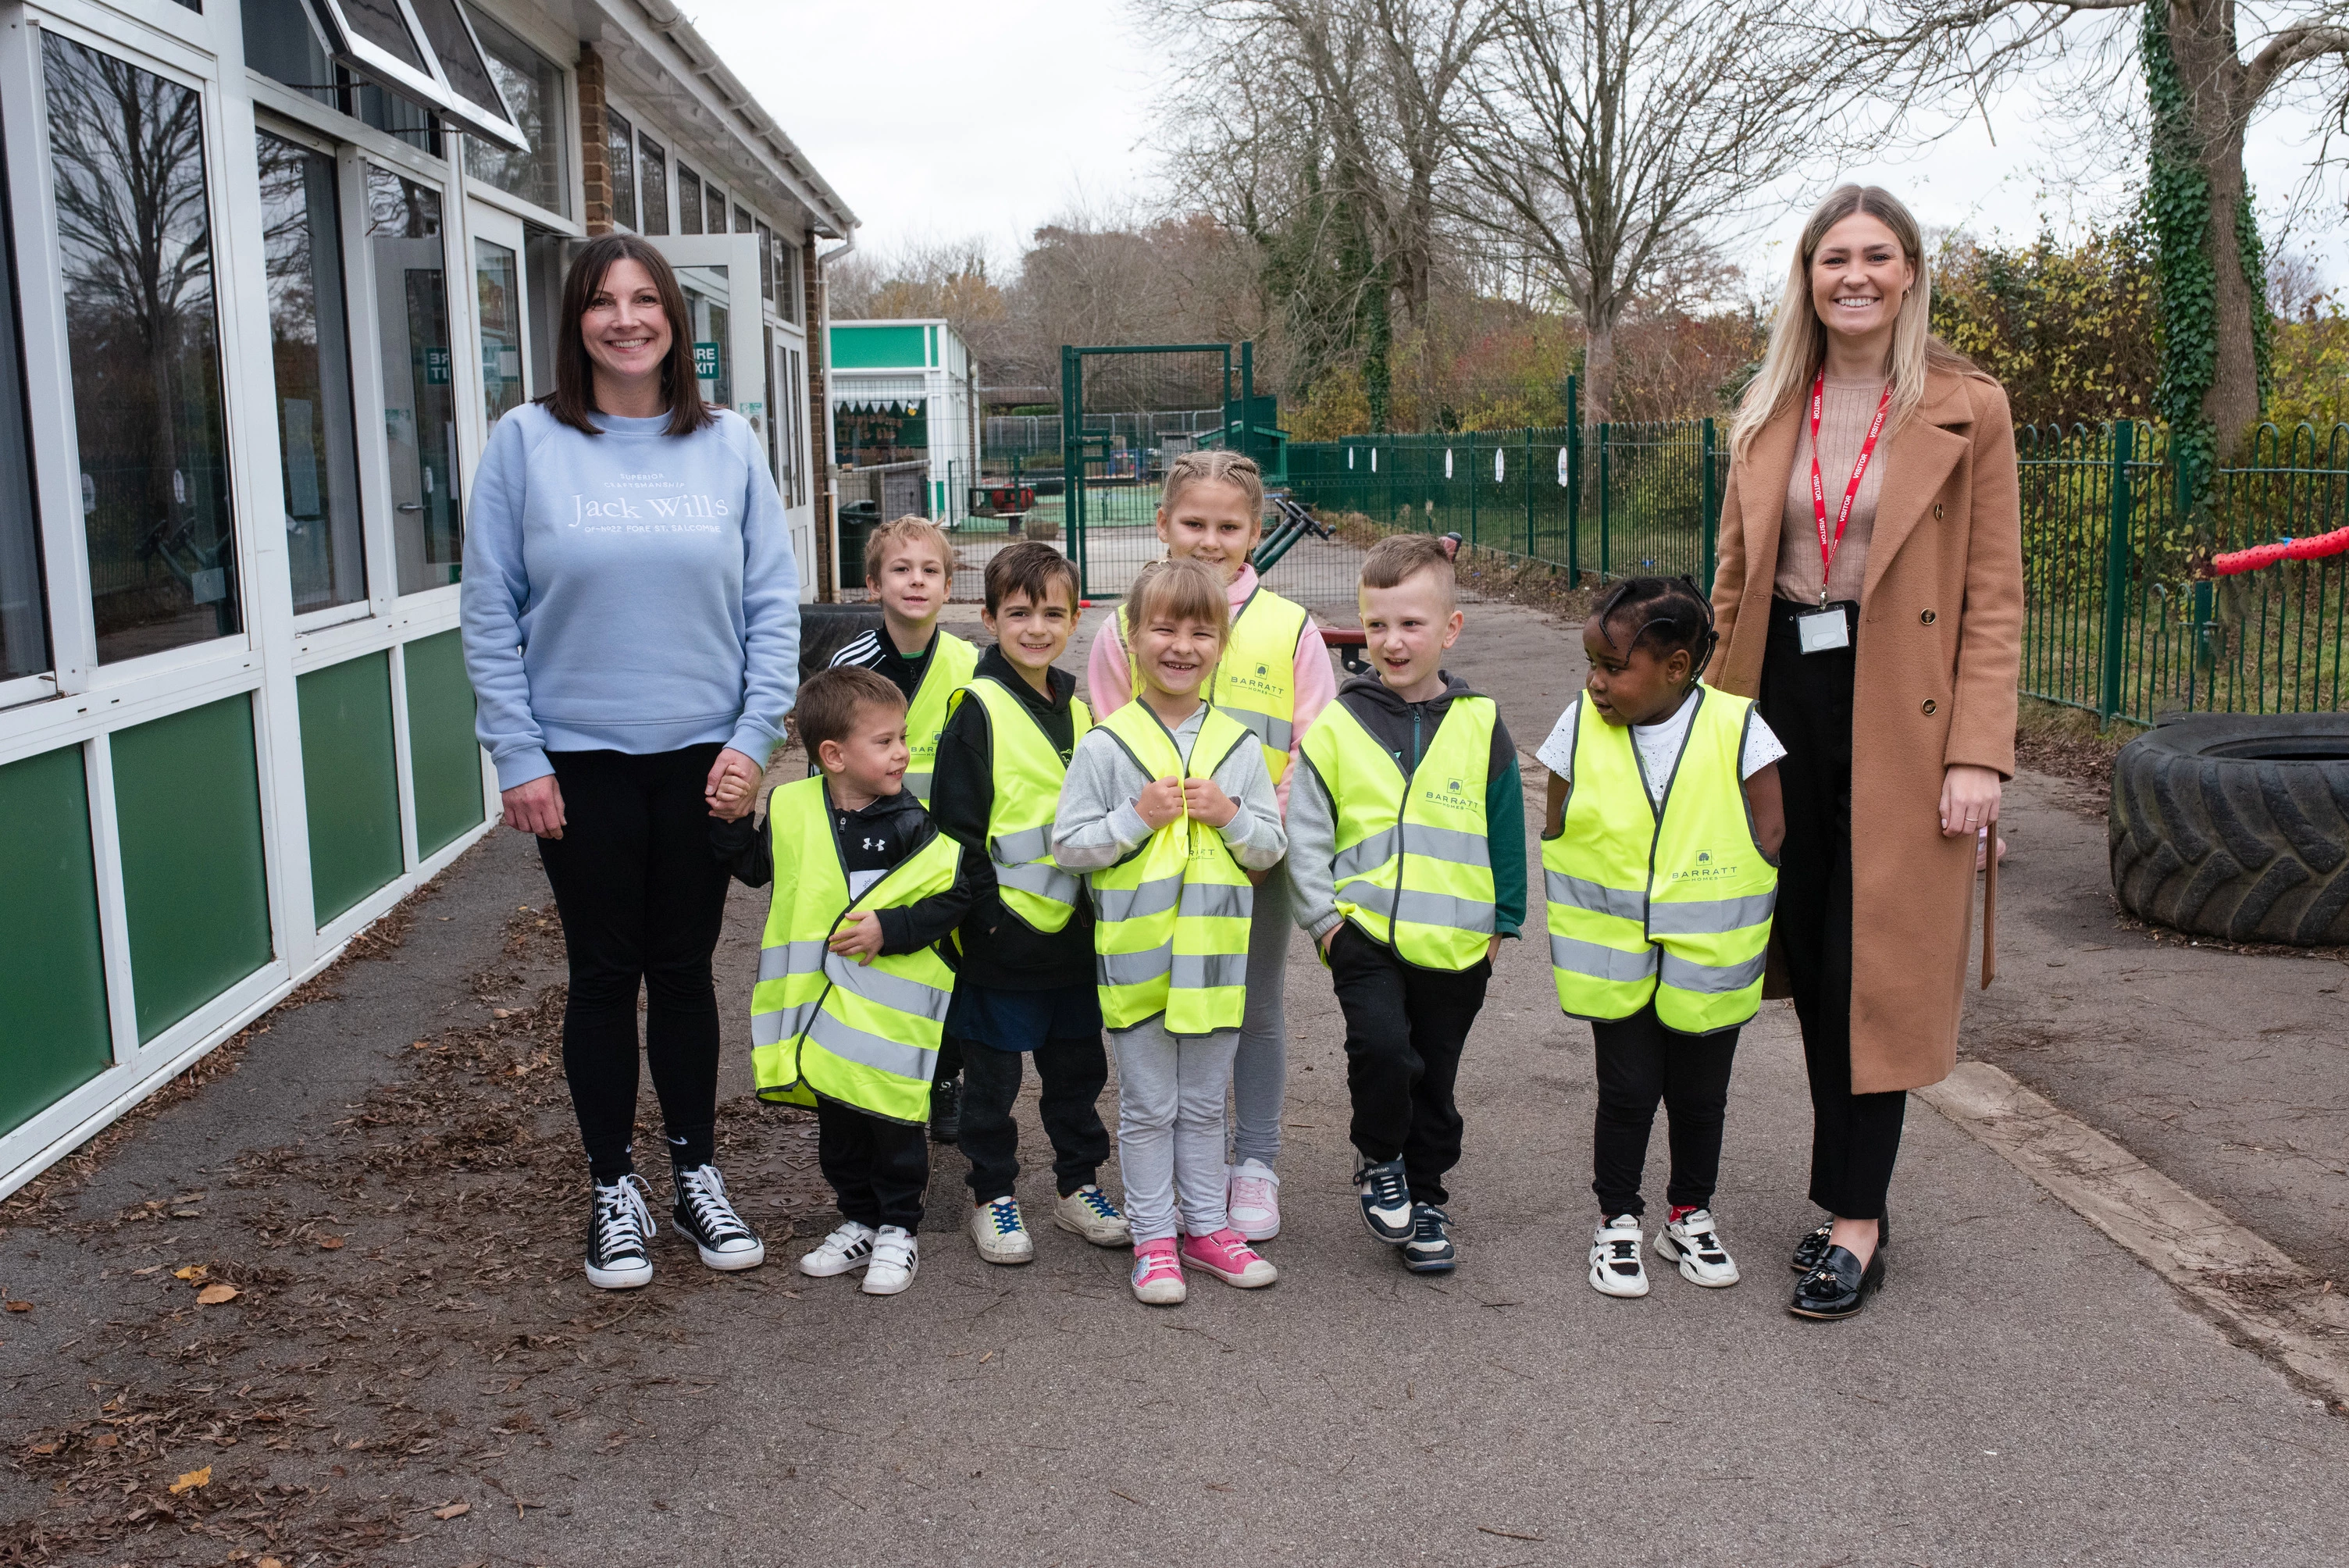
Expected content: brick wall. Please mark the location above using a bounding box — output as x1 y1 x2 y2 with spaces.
803 226 834 601
576 46 611 235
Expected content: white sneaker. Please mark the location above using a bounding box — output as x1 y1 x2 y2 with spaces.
797 1220 877 1278
1654 1208 1741 1288
1589 1213 1649 1298
970 1196 1035 1264
1226 1160 1281 1242
1053 1185 1132 1246
862 1226 919 1295
583 1176 656 1290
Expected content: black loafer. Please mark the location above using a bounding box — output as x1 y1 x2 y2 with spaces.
928 1076 961 1146
1788 1243 1886 1320
1790 1211 1888 1274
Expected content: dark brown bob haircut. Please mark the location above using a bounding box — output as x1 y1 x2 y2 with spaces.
983 540 1080 617
540 233 715 438
797 666 906 756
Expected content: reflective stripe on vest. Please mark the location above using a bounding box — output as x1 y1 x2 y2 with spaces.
900 632 979 808
946 677 1093 934
1297 695 1499 972
1544 688 1778 1035
748 776 964 1121
1086 700 1256 1034
1119 587 1306 784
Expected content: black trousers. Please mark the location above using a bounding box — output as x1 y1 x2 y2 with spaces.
815 1096 929 1230
956 1035 1110 1205
1590 1004 1740 1219
1759 600 1907 1221
536 745 733 1185
1329 922 1491 1206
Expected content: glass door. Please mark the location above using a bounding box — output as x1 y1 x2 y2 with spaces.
643 234 767 450
469 203 529 437
366 164 462 595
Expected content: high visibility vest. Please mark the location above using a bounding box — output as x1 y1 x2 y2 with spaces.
750 776 964 1123
1118 587 1308 784
944 675 1093 935
902 631 978 808
1299 695 1499 971
1086 700 1256 1035
1544 688 1777 1035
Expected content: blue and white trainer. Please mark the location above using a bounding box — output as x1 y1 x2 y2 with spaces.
969 1196 1035 1265
1402 1203 1457 1272
1355 1157 1414 1245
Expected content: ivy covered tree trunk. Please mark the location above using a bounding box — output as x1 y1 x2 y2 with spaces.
2143 0 2272 482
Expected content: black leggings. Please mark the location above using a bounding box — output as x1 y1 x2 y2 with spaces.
1760 600 1906 1221
1589 1005 1739 1219
536 745 734 1185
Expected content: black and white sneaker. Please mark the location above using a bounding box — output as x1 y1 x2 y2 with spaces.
672 1164 765 1270
798 1220 878 1278
1653 1208 1739 1287
585 1175 656 1290
1402 1203 1457 1272
1589 1213 1649 1298
1355 1157 1414 1244
929 1075 962 1146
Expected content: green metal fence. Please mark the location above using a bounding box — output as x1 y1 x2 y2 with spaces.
1286 415 2349 724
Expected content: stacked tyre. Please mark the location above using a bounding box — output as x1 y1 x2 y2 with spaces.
2109 713 2349 946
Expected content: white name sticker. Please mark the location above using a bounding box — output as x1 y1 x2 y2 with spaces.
1797 608 1850 654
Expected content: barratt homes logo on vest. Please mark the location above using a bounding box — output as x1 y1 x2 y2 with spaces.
1417 778 1483 815
1673 849 1741 882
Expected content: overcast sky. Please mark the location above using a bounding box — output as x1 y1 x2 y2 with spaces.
698 0 2342 297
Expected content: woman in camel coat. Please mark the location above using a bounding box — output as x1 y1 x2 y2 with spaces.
1709 184 2022 1320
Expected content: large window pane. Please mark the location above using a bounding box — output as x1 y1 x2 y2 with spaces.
462 11 567 217
241 0 339 110
45 36 239 664
676 163 701 235
523 224 562 396
0 116 48 682
476 237 523 427
366 165 462 594
258 132 366 615
338 0 430 71
604 107 635 230
637 133 668 235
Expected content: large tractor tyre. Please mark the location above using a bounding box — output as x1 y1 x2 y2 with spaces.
2109 712 2349 946
796 603 884 686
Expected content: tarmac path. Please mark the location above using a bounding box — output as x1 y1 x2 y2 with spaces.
2 598 2344 1566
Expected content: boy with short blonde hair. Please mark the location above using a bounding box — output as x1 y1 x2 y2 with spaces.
1288 534 1526 1274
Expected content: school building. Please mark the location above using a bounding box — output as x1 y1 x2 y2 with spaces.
0 0 857 1196
828 317 977 551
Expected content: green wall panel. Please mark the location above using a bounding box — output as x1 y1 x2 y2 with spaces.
298 651 402 924
112 694 273 1043
0 746 112 1137
404 629 484 856
829 322 926 369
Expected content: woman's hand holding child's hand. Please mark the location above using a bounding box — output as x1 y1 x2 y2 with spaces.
827 911 885 964
1135 776 1185 831
1181 776 1237 829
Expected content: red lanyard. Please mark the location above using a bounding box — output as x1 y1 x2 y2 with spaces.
1809 375 1893 605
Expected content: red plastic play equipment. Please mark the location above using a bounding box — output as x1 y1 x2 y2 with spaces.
2208 524 2349 576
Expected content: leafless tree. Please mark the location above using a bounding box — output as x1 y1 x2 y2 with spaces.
1838 0 2349 453
1448 0 1851 422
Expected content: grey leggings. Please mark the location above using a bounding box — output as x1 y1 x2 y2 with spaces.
1229 868 1290 1167
1112 1020 1241 1245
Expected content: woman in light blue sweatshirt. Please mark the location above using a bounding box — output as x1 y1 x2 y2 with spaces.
461 235 800 1292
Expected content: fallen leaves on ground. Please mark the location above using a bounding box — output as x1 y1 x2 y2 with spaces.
433 1500 471 1520
195 1282 241 1306
167 1465 211 1494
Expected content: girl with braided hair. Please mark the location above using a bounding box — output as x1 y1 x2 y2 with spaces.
1535 577 1788 1299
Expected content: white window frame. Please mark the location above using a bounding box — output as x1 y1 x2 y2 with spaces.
454 2 583 236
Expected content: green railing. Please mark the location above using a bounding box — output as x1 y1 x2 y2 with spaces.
1286 415 2349 724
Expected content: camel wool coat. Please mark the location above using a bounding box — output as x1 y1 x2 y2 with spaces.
1709 363 2023 1094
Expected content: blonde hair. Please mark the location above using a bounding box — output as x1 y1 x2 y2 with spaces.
1160 449 1266 534
864 515 954 586
1125 558 1230 648
1729 185 1976 464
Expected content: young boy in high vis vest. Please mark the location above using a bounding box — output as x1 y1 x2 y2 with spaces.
928 543 1130 1265
1534 577 1785 1302
1057 558 1289 1306
735 667 971 1297
827 515 978 1146
1086 450 1333 1241
1289 533 1527 1274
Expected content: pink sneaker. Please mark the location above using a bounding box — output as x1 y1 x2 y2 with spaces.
1179 1228 1278 1288
1130 1238 1187 1306
1227 1160 1281 1241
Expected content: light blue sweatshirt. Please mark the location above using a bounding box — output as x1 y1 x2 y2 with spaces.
461 404 800 790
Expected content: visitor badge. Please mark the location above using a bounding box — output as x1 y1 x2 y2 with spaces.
1797 607 1850 654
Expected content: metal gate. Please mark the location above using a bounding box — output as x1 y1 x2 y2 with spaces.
1058 343 1246 600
